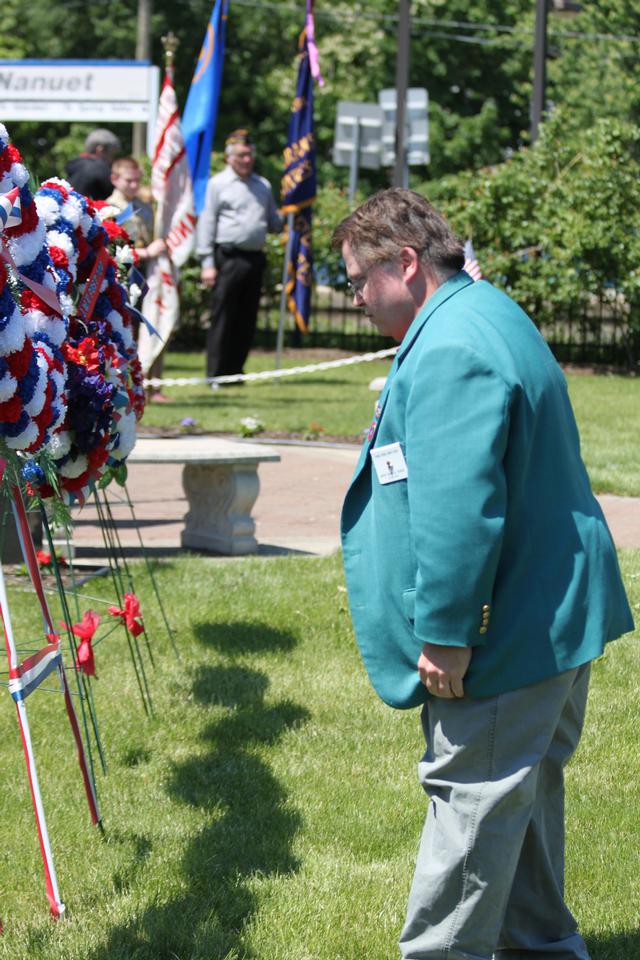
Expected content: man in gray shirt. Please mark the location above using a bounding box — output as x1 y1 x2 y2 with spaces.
196 129 282 382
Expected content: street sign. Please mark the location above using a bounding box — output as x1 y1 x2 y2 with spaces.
333 101 385 203
333 101 384 171
379 87 429 167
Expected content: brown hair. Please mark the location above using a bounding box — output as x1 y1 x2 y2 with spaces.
110 156 142 176
332 188 464 279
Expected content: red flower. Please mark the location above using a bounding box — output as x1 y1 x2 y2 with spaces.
8 196 39 237
36 549 67 569
41 179 69 202
0 143 22 175
49 246 69 269
102 219 130 244
0 395 24 424
6 339 33 379
87 442 110 474
62 336 101 373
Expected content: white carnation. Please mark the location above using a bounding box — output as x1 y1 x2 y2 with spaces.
60 453 89 478
0 313 26 357
23 350 48 417
9 222 46 267
0 371 17 402
47 231 75 258
9 161 29 188
35 194 63 226
99 204 120 222
111 409 137 461
5 420 38 451
61 196 83 228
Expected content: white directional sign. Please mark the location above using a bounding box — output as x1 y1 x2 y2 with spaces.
0 60 160 152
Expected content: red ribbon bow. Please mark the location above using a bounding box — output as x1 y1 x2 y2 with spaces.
62 610 100 677
108 592 144 637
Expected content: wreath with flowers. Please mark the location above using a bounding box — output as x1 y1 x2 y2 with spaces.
30 178 146 505
0 124 68 457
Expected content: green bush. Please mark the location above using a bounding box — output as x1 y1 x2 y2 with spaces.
426 111 640 361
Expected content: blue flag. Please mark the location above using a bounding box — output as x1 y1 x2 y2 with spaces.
281 19 318 334
182 0 229 214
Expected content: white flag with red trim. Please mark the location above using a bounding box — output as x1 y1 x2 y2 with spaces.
139 70 196 374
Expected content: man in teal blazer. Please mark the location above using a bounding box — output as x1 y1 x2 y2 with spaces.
333 189 633 960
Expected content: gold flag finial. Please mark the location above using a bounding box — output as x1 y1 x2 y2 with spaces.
161 31 180 70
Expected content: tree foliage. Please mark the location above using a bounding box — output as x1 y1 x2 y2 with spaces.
4 0 640 362
428 110 640 359
3 0 640 190
1 1 638 211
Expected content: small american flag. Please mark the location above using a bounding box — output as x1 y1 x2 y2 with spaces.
463 239 483 281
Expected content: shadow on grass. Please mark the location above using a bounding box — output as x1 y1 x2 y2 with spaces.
89 661 309 960
193 619 298 654
587 930 640 960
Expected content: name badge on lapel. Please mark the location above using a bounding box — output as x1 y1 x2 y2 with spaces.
371 442 408 485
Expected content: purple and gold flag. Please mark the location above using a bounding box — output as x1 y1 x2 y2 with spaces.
281 0 322 334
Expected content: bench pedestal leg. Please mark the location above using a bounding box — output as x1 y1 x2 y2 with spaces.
181 463 259 555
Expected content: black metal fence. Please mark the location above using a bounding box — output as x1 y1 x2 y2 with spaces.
254 285 394 353
254 286 640 368
173 278 640 368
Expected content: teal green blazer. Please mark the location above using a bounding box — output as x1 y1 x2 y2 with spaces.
341 273 634 708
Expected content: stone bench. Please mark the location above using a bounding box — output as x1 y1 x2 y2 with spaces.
127 436 280 555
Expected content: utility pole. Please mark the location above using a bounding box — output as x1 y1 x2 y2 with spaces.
530 0 548 144
392 0 410 188
133 0 153 158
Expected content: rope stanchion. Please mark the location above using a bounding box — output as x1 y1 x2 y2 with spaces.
144 347 398 390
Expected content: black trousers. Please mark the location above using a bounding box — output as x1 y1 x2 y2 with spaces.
207 246 266 378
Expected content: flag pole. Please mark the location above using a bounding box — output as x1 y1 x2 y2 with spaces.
155 31 180 238
276 211 295 370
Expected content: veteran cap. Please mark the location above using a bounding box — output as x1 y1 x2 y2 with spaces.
225 128 253 148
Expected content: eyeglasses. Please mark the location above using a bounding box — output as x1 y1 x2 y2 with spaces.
346 271 369 298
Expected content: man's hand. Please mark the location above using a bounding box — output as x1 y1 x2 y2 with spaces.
201 265 218 288
418 643 472 699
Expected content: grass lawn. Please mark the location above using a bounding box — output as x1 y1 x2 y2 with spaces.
142 350 640 496
0 551 638 959
141 350 394 442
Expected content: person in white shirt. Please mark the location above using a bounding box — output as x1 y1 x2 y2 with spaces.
196 129 282 382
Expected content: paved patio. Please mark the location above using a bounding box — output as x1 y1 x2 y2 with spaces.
67 440 640 558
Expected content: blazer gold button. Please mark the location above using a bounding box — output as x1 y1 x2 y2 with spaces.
482 604 490 612
479 626 488 634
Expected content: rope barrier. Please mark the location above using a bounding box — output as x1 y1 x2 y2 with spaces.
143 346 398 389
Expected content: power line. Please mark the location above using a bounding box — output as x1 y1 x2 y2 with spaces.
229 0 640 47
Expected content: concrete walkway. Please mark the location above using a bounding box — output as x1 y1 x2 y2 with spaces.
71 443 360 558
70 441 640 558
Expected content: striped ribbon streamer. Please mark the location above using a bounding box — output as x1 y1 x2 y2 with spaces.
8 641 61 702
0 556 65 918
0 186 21 229
9 477 101 830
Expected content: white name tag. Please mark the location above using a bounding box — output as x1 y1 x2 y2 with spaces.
371 442 408 484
